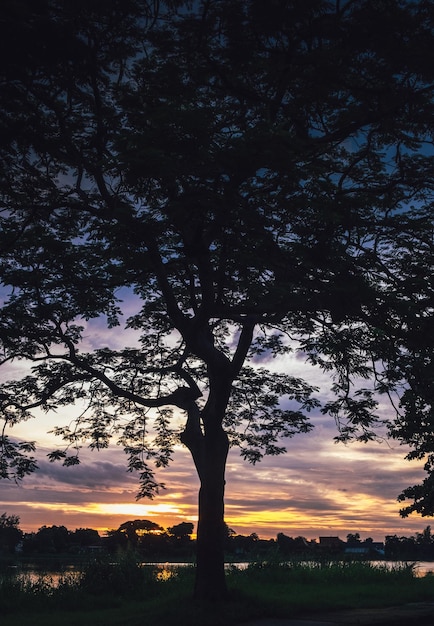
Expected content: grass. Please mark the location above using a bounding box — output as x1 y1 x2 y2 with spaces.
229 560 434 616
1 558 434 626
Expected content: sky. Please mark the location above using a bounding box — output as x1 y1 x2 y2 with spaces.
0 305 430 544
1 0 432 548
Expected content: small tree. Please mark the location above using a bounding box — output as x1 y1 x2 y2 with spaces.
34 525 71 554
0 513 22 554
0 0 433 599
167 522 194 556
107 519 163 549
167 522 194 540
346 533 361 545
73 527 101 548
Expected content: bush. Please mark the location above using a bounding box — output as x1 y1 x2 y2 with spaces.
79 550 160 597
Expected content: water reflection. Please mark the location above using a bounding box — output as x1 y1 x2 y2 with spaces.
2 559 434 587
153 564 179 582
378 560 434 577
227 560 434 577
5 563 82 588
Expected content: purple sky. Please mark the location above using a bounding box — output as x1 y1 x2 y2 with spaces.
0 296 429 542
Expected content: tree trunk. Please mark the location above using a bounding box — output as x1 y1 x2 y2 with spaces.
178 348 236 600
194 425 229 601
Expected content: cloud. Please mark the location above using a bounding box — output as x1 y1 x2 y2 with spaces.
0 309 429 542
0 428 427 540
35 457 135 489
220 413 427 540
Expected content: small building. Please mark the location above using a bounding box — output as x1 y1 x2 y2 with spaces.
344 541 385 557
344 545 370 556
319 536 343 549
318 536 344 553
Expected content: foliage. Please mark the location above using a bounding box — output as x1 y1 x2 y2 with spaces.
33 525 71 554
72 527 101 547
10 515 434 563
21 524 102 555
79 550 157 596
0 513 20 529
227 560 427 619
1 560 434 626
385 525 434 560
167 522 194 539
240 559 417 585
0 513 22 554
0 0 434 597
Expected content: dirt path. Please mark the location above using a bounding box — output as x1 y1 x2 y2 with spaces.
242 602 434 625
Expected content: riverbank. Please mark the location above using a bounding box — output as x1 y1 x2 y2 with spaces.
1 560 434 625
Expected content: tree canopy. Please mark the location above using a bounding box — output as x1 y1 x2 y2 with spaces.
0 0 433 599
0 512 22 554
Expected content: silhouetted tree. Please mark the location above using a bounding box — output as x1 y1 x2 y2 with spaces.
34 525 71 553
384 535 401 560
167 522 194 540
107 519 163 551
277 532 310 556
416 525 432 546
72 527 101 548
276 532 295 556
0 0 433 600
105 528 129 553
0 513 22 554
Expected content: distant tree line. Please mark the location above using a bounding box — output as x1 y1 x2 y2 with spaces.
0 514 197 560
384 527 434 561
2 513 434 562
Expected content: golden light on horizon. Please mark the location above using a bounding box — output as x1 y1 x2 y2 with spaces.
24 500 188 518
91 503 182 516
4 411 428 541
18 499 198 534
223 482 408 540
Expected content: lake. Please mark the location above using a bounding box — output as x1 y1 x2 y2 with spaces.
2 559 434 587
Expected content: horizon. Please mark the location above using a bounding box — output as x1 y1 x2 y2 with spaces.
9 513 427 545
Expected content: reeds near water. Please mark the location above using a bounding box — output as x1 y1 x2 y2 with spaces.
0 557 433 626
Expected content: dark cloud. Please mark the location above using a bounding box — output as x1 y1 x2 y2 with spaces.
226 496 342 513
35 458 135 489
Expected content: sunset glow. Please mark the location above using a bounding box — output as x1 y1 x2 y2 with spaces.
1 419 427 542
0 309 429 542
